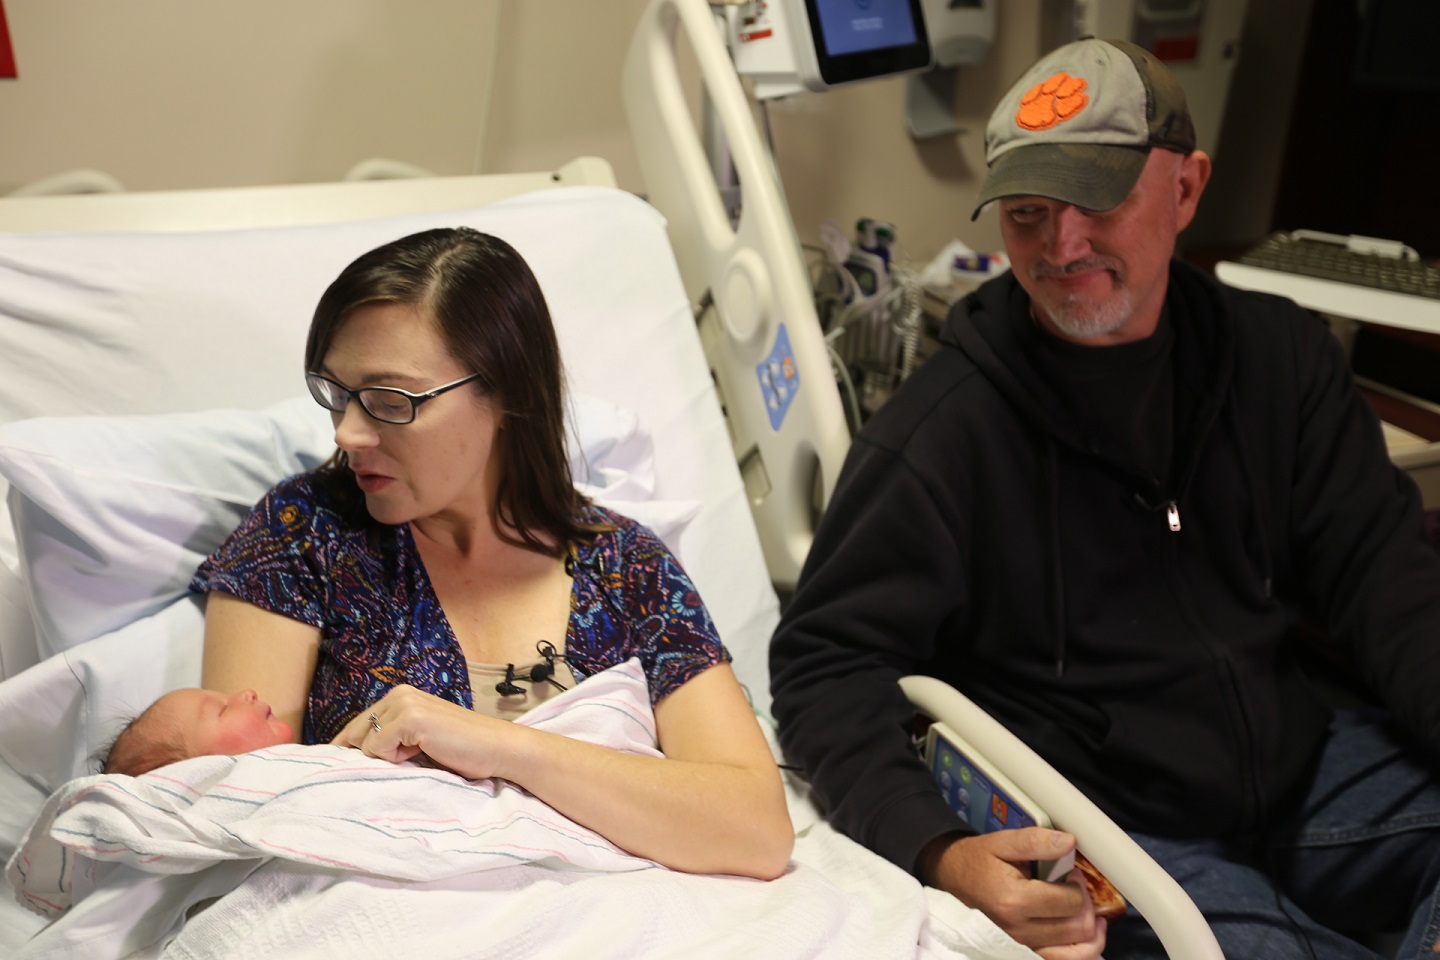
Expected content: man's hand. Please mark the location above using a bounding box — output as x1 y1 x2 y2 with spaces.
920 828 1106 960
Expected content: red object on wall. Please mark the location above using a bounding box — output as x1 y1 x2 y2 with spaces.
0 0 16 79
1151 35 1200 63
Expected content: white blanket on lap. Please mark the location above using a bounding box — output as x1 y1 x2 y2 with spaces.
8 658 1038 960
13 659 659 915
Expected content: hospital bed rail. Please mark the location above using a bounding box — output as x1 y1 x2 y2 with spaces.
901 675 1225 960
623 0 852 593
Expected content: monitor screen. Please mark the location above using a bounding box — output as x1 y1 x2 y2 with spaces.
804 0 930 86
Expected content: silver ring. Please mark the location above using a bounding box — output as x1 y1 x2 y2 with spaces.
368 713 382 733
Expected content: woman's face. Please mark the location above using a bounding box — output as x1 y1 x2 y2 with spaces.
319 302 501 528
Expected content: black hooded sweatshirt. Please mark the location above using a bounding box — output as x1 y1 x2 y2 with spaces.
769 259 1440 876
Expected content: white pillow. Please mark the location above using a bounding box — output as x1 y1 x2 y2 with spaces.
0 595 205 796
0 398 333 657
0 393 691 659
0 560 37 680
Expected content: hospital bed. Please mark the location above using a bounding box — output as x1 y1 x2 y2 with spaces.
0 0 1220 956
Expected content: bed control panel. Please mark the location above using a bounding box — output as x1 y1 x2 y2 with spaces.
757 324 801 431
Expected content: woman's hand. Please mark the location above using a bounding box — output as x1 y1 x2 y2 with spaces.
334 665 792 880
330 684 514 777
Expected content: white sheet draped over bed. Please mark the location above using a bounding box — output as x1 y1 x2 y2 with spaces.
9 659 1038 960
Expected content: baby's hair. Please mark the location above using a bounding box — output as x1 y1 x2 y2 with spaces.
102 699 188 776
91 721 134 775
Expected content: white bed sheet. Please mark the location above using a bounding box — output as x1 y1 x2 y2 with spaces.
0 185 779 703
0 183 1039 958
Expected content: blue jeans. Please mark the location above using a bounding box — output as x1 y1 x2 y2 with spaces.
1104 709 1440 959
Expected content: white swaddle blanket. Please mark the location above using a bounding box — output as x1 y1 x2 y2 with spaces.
8 658 1039 960
13 659 660 914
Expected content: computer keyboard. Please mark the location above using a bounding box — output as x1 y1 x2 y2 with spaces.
1215 231 1440 334
1235 230 1440 299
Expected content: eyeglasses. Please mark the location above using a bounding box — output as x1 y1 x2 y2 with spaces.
305 371 483 425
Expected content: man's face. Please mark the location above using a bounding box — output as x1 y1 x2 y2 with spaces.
998 148 1205 345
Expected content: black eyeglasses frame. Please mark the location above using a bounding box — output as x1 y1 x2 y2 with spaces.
305 371 483 425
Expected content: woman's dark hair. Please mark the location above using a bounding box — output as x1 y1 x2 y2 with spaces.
306 227 599 556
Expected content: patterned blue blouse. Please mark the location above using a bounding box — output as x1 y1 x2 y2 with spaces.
191 472 729 743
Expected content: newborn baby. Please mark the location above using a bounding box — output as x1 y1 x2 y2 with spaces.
103 688 294 776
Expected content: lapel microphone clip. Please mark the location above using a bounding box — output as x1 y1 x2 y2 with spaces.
495 640 568 697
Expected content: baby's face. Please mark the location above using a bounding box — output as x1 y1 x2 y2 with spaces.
158 688 294 757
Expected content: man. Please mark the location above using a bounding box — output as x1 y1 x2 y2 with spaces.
770 37 1440 959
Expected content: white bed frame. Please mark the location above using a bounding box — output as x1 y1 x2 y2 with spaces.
622 0 851 595
0 0 1220 955
903 678 1223 959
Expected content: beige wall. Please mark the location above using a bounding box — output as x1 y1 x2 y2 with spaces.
0 1 501 191
479 0 1042 260
0 0 1296 265
481 0 652 189
762 0 1044 265
0 0 668 192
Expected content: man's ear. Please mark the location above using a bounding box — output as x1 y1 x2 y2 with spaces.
1175 150 1212 232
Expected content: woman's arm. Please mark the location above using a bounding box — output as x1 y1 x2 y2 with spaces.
332 662 793 879
201 591 321 742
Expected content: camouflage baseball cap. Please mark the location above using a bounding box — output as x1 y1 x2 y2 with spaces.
971 38 1196 220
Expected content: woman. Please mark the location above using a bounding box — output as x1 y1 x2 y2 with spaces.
193 227 792 879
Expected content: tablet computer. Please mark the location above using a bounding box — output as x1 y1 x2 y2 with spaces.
923 719 1074 882
922 720 1127 916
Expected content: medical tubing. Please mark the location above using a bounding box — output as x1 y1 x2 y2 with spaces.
829 282 898 336
826 332 865 434
804 243 862 329
893 269 922 381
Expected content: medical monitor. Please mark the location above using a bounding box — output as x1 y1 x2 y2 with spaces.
803 0 931 86
732 0 932 99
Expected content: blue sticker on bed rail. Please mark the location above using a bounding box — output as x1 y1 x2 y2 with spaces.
757 324 799 431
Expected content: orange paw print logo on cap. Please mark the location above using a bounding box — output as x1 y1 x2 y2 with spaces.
1016 72 1089 131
